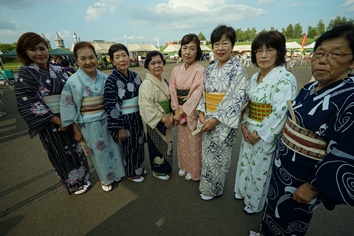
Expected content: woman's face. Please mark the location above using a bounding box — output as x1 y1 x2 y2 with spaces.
75 47 98 76
112 49 130 73
148 55 164 79
181 41 198 66
25 42 49 69
311 37 354 89
255 44 277 73
212 34 233 66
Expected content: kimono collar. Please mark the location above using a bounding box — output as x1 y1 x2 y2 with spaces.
26 63 67 80
76 68 104 83
146 72 165 84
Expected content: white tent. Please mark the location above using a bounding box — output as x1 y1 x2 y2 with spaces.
233 45 251 52
201 45 211 51
304 42 316 49
286 42 302 49
164 44 211 53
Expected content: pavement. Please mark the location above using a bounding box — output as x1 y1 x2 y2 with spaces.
0 61 353 236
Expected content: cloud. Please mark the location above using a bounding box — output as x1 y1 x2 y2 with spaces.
258 0 274 5
126 0 267 31
340 0 354 11
85 0 119 22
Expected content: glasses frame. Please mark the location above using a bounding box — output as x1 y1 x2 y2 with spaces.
312 51 353 60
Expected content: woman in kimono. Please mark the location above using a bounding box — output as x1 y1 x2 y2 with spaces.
250 24 354 236
138 51 173 181
169 34 205 181
15 32 90 195
197 25 250 200
60 42 125 192
104 43 145 183
234 31 297 215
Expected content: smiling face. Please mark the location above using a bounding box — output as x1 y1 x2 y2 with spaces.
148 55 164 80
25 42 49 69
311 37 354 90
112 49 130 74
75 47 98 78
212 34 233 67
181 41 197 67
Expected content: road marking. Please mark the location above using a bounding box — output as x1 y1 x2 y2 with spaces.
0 117 16 126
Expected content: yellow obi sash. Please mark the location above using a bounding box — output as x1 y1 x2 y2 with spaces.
81 96 105 115
121 96 139 115
42 94 61 114
281 117 327 160
249 101 272 122
205 93 225 112
157 100 171 114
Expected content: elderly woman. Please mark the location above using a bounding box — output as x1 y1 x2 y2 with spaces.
138 51 173 181
169 34 205 181
250 24 354 236
197 25 250 200
234 31 297 215
60 42 125 192
104 43 145 183
15 32 90 195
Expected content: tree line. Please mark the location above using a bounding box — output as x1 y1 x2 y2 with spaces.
198 16 354 43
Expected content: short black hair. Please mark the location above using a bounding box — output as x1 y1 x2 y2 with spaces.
144 51 166 69
108 43 129 61
251 31 286 67
178 34 203 61
61 58 70 67
210 25 236 49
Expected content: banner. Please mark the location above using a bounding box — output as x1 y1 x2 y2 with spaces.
301 35 307 48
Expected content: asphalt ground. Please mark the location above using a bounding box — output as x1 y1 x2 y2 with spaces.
0 60 353 235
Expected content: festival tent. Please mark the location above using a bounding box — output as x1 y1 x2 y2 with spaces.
50 48 74 56
0 49 17 58
286 42 302 49
163 44 211 53
304 42 316 49
233 45 251 52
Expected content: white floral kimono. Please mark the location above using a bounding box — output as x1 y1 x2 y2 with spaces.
197 57 250 197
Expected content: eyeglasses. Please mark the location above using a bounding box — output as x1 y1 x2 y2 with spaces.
254 48 276 55
312 51 353 60
149 60 163 66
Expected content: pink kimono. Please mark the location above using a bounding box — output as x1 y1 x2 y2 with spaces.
169 61 205 180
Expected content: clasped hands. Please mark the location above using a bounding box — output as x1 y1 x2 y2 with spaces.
199 112 219 133
241 123 260 144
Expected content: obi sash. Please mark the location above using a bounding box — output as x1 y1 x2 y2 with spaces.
249 101 272 122
80 96 105 115
281 117 327 160
205 92 225 112
177 89 189 105
121 96 139 115
157 100 171 114
42 94 61 114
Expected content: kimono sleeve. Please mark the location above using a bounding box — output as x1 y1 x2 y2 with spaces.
169 67 179 112
182 67 205 117
257 72 297 143
15 68 54 137
309 100 354 207
138 80 163 129
60 79 78 127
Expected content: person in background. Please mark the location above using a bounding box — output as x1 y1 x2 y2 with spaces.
138 51 173 181
51 55 62 66
197 25 250 200
60 41 125 192
250 24 354 236
169 33 205 181
234 31 297 215
61 58 75 76
15 32 90 195
104 43 145 183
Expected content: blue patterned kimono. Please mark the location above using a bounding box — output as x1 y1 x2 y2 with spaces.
197 57 250 197
15 63 90 194
60 68 125 185
104 69 145 178
260 76 354 236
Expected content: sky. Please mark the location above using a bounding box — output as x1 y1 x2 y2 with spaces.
0 0 353 49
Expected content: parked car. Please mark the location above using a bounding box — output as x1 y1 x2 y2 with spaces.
170 53 179 60
162 53 169 60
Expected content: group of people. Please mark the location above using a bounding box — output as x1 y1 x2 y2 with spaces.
14 22 354 235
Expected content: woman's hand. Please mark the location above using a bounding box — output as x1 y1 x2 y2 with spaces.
201 118 219 133
162 115 174 128
241 123 260 144
118 128 127 140
199 112 206 125
173 107 184 122
72 123 82 141
293 183 318 204
50 116 68 132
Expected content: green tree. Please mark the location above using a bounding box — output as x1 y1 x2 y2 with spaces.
293 23 303 38
285 24 294 38
235 28 247 42
0 43 16 53
198 32 206 42
327 16 354 30
307 26 317 38
317 19 326 36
